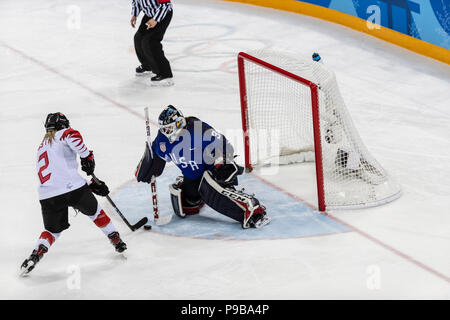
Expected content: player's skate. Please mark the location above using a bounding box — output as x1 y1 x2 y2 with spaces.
19 244 48 276
107 231 127 253
150 75 174 87
242 196 271 229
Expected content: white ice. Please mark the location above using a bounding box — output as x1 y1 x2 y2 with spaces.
0 0 449 299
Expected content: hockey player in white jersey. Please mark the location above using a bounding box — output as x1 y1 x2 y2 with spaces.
20 113 127 276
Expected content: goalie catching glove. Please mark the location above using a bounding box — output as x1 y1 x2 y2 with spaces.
89 178 109 196
211 156 244 186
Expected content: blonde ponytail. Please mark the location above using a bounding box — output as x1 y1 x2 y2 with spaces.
42 130 56 144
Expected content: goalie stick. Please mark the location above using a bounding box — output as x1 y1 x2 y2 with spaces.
144 107 173 226
91 173 148 231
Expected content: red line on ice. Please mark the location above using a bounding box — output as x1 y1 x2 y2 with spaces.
0 42 158 126
252 172 450 284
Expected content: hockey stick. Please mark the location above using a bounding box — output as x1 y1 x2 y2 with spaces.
144 107 172 226
91 173 148 231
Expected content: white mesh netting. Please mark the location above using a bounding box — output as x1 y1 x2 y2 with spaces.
240 50 401 210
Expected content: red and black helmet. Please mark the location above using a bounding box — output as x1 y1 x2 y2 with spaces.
44 112 70 131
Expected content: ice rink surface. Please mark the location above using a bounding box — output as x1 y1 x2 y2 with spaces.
0 0 449 299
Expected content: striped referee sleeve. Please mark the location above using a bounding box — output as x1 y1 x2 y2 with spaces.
131 0 141 16
141 0 152 18
153 3 171 22
139 0 172 22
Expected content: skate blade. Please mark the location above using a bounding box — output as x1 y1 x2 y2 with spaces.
119 251 128 259
19 261 34 277
136 71 154 77
150 79 174 87
19 268 29 277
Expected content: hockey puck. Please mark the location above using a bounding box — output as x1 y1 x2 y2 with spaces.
144 225 152 230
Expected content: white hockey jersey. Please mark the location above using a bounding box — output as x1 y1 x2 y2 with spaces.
36 128 91 200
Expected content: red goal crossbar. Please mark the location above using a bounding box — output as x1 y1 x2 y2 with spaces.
237 52 326 211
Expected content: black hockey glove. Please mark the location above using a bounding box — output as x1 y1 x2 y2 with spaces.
211 157 244 186
89 178 109 197
80 151 95 175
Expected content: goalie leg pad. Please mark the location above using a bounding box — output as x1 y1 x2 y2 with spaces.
199 170 265 226
169 182 185 218
169 177 205 218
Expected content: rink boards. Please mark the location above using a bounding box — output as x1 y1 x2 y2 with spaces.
112 166 349 240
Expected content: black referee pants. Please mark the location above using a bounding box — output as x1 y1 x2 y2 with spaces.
134 11 173 78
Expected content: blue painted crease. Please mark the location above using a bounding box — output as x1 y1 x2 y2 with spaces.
113 167 349 240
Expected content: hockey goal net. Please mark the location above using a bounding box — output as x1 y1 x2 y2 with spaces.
238 50 401 211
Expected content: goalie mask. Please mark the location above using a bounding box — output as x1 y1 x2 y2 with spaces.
158 105 186 143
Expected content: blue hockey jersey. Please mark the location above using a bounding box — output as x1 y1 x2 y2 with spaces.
152 117 234 180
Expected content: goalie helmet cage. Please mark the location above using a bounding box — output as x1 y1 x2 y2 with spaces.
237 50 401 211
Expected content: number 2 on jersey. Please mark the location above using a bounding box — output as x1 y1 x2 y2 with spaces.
38 151 51 184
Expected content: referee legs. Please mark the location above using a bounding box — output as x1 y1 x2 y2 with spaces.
134 11 173 78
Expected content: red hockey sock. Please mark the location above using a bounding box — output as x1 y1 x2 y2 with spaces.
90 206 117 236
93 209 111 228
35 230 60 251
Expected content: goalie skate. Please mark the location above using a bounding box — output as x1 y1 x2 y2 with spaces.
253 215 272 228
242 202 271 229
